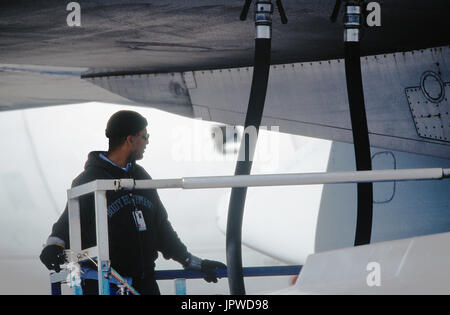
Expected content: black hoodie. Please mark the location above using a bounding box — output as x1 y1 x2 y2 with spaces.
49 151 189 278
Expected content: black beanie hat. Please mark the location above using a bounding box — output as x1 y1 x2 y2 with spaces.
105 110 148 139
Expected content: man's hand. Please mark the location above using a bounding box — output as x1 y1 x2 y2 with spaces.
184 255 227 283
39 244 66 273
200 259 227 283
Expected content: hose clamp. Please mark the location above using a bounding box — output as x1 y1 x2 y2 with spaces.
255 1 273 39
113 178 136 191
344 4 361 42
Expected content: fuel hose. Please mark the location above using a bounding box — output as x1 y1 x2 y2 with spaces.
343 2 373 246
226 1 274 295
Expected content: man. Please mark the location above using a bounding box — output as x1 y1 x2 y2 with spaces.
40 110 226 294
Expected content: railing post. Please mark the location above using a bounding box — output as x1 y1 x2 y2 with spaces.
68 198 81 254
51 281 61 295
174 278 187 295
94 190 111 295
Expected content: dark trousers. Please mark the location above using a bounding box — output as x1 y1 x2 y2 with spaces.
82 275 160 295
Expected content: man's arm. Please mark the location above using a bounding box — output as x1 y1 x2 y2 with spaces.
47 203 70 248
134 165 190 263
152 189 190 264
39 203 69 272
40 176 96 272
152 190 226 283
136 165 227 282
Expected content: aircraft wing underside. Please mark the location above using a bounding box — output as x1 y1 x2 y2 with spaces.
1 0 449 72
0 0 449 158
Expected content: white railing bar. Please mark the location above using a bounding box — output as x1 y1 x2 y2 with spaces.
68 198 81 253
67 178 183 199
67 168 449 199
181 168 448 189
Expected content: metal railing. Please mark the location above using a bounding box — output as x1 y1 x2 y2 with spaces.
50 265 302 295
53 167 448 295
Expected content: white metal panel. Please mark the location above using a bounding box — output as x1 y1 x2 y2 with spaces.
288 231 450 294
185 47 450 159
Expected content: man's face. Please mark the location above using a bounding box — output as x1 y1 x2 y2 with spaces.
130 128 149 161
